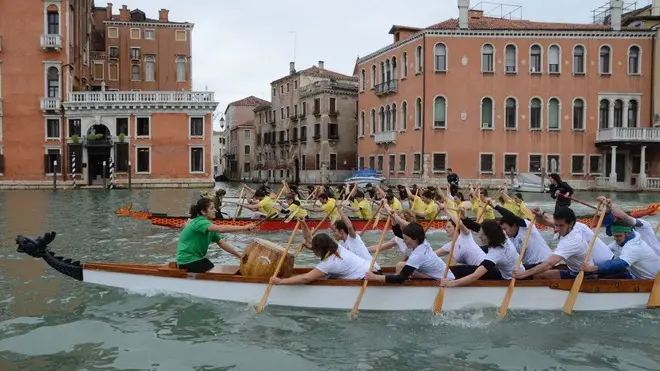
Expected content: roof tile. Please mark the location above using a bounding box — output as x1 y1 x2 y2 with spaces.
227 96 270 107
426 16 643 31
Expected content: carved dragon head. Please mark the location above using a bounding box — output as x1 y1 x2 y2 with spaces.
16 232 57 258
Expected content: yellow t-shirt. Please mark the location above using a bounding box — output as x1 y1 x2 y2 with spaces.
390 197 403 211
258 197 278 218
357 199 372 220
503 200 521 217
472 199 495 220
350 200 361 218
425 201 439 220
517 201 533 219
288 203 308 219
412 196 427 214
321 198 341 222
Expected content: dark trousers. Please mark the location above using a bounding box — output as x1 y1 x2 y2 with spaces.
177 258 214 273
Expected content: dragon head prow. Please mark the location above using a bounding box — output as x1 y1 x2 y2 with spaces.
16 232 57 258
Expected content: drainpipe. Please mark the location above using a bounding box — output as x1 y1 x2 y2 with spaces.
420 32 427 178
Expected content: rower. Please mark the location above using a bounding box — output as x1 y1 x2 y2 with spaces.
238 189 279 219
212 189 229 220
176 198 256 273
346 189 372 220
365 222 455 283
367 207 417 261
489 198 551 269
278 193 308 221
581 220 660 279
269 219 370 285
304 193 341 223
405 186 438 220
470 186 495 220
600 197 660 257
513 207 612 280
331 208 381 272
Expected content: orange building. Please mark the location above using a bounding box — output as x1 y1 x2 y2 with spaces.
356 0 659 190
0 1 216 188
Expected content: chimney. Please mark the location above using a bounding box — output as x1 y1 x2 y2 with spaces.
289 61 296 75
318 60 324 69
653 0 660 16
610 0 622 31
458 0 470 29
119 5 130 21
106 3 113 20
158 8 169 23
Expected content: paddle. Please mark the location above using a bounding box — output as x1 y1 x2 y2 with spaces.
255 219 302 313
432 217 461 314
349 215 391 320
563 195 598 210
498 215 536 317
360 201 384 237
562 200 607 314
424 201 445 233
591 202 603 226
292 205 339 257
647 272 660 308
233 187 246 221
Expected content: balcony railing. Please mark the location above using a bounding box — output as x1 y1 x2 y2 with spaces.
595 127 660 143
68 91 215 103
375 130 397 144
40 34 62 50
375 80 398 96
40 98 61 111
83 137 114 147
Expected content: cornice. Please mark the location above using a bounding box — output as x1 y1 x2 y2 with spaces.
62 104 216 113
104 20 194 30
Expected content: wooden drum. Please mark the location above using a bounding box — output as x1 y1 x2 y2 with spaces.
240 238 295 278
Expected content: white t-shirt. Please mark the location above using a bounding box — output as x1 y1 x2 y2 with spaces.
484 242 524 280
554 226 591 273
394 236 411 256
440 232 486 266
572 222 614 265
315 246 370 279
341 233 381 271
609 233 660 280
632 218 660 257
509 220 552 265
407 241 455 280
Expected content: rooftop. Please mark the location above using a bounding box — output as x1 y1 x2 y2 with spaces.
227 96 270 108
271 65 357 85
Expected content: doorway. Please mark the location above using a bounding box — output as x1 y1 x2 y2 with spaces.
604 153 626 183
87 146 111 185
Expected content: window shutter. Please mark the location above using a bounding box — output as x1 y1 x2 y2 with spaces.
44 154 49 174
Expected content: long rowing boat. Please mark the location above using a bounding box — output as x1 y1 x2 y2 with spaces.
115 202 660 231
16 232 659 312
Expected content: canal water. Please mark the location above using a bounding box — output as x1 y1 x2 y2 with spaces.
0 185 659 370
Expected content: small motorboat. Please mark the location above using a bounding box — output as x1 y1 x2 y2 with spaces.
344 169 384 188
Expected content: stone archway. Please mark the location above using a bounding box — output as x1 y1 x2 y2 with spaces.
87 123 111 139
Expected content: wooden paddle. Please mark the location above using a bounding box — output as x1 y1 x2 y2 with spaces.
292 206 337 257
647 272 660 308
233 187 246 221
562 200 607 314
498 215 536 317
360 201 384 236
564 195 598 210
424 201 444 233
591 202 603 226
255 220 302 313
432 217 461 314
349 215 391 320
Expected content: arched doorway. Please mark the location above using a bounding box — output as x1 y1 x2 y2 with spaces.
85 124 113 185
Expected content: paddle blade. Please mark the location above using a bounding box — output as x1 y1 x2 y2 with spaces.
255 284 273 313
350 280 369 320
498 280 516 317
432 287 446 314
647 273 660 308
562 271 585 314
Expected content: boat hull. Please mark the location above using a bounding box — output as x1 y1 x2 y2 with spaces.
81 265 653 312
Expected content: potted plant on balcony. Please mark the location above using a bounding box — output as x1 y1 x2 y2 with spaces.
118 133 125 142
71 134 80 144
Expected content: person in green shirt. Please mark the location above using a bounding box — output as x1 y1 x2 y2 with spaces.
176 198 257 273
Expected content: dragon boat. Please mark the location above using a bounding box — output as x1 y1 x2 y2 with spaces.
15 232 660 312
115 203 660 231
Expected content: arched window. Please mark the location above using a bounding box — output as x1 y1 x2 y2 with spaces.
47 7 59 35
614 99 623 127
370 109 376 135
415 46 423 73
548 45 560 73
176 56 187 81
548 98 560 130
380 61 385 84
573 45 585 74
379 107 385 132
573 99 585 130
481 97 493 129
385 105 392 131
414 98 422 128
505 98 517 128
371 65 376 88
46 66 59 98
360 69 366 91
391 57 397 80
599 100 610 129
392 103 397 131
401 101 408 131
482 44 494 72
530 45 541 72
600 46 611 74
434 43 447 72
145 56 155 81
629 46 640 74
433 96 446 128
401 53 408 78
359 111 365 136
505 45 517 73
530 98 542 130
628 100 638 127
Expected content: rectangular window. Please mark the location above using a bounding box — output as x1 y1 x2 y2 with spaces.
108 62 119 81
329 98 336 113
529 154 542 173
369 156 375 170
93 62 104 80
358 156 365 169
190 147 204 173
244 145 250 155
571 155 585 175
47 12 59 34
144 29 155 40
131 63 141 81
301 154 306 170
432 153 446 173
480 153 494 174
114 118 128 136
330 154 337 170
328 123 338 139
413 154 421 172
136 117 150 137
399 154 406 172
44 149 61 174
244 162 251 173
68 119 81 138
175 30 186 41
302 102 307 116
130 28 141 39
286 106 290 118
108 27 118 38
315 154 320 170
136 147 150 173
190 117 204 137
504 154 517 174
377 155 383 172
115 143 129 172
244 129 250 138
589 155 602 175
314 98 321 115
46 119 60 139
547 154 560 173
389 154 395 173
130 48 141 60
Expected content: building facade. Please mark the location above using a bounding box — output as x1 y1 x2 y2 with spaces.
0 1 214 187
211 129 227 179
254 61 359 184
356 0 660 190
223 96 269 180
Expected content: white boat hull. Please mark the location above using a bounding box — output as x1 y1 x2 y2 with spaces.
344 176 383 188
83 269 652 312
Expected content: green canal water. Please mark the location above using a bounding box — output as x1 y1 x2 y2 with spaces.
1 185 660 370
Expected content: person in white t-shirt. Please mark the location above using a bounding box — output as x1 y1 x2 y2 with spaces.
365 222 455 283
599 197 660 257
367 208 418 261
331 207 381 272
514 206 596 280
581 221 660 280
269 219 370 285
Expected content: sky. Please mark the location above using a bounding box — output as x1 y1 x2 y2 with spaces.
123 0 653 129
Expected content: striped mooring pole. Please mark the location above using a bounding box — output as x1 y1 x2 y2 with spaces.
71 152 76 189
108 155 115 189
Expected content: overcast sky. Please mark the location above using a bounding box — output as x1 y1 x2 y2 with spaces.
127 0 652 128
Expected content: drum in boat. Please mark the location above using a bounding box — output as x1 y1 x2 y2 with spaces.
239 238 295 278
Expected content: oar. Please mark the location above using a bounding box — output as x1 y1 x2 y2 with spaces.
349 215 391 320
360 202 384 236
432 217 461 314
591 202 603 227
647 273 660 308
564 195 598 210
498 214 536 317
562 201 607 314
306 186 319 200
292 206 337 257
233 187 246 221
255 220 302 313
423 201 444 233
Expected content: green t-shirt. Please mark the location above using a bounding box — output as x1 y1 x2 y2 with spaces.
176 216 222 265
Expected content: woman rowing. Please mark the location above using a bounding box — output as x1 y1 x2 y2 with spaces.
331 207 381 272
304 192 342 223
404 186 438 220
367 206 417 263
278 193 308 221
238 189 279 219
345 189 373 220
176 198 257 273
269 219 371 285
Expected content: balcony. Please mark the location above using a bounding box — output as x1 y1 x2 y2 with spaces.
269 120 276 127
375 130 397 144
375 80 398 96
329 109 339 117
595 127 660 145
40 34 62 50
40 98 61 112
63 91 217 112
299 114 306 120
83 136 113 147
291 115 298 122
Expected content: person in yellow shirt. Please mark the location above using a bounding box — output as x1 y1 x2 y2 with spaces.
470 188 495 221
385 192 402 211
403 186 428 215
279 193 308 221
345 191 372 220
238 189 279 219
304 193 341 222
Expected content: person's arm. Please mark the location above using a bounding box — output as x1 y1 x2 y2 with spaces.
442 263 488 287
207 223 255 233
461 216 481 233
217 240 242 259
238 201 260 211
445 205 471 235
366 265 417 283
603 198 636 227
391 223 404 239
270 268 327 285
494 205 526 228
549 184 558 198
368 238 397 253
582 258 629 276
513 254 563 279
530 207 555 227
563 182 574 197
338 208 357 238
